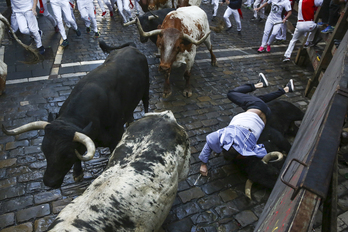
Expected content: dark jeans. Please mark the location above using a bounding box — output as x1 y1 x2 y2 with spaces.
227 83 285 119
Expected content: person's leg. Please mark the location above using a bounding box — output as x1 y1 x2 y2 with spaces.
61 1 78 30
97 0 106 12
87 2 98 32
267 23 281 45
16 12 30 35
213 0 219 17
232 9 241 31
51 2 68 40
223 7 233 29
11 12 19 33
283 23 306 59
261 20 272 47
116 0 127 23
25 11 42 48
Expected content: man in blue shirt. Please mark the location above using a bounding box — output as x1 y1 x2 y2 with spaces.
199 73 294 176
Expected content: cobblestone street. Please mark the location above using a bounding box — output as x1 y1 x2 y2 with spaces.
1 1 348 231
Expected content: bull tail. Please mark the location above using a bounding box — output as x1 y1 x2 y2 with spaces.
99 40 136 53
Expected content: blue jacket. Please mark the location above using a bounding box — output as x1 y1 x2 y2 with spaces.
223 0 242 9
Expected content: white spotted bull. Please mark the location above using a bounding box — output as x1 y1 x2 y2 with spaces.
47 110 191 231
136 6 217 98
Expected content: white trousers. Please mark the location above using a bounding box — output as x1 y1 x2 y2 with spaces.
15 10 42 48
223 7 241 31
37 0 57 27
97 0 113 12
284 21 317 58
116 0 132 23
11 12 19 32
51 0 78 40
253 0 265 19
77 0 98 32
212 0 219 16
276 21 287 40
261 19 282 47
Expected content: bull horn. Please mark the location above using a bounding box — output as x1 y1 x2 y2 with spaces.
245 179 253 200
149 10 159 19
181 31 211 45
148 15 157 20
73 132 96 161
2 121 49 135
135 17 162 38
123 18 136 26
261 151 284 164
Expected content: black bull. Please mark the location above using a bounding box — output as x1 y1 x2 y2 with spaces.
2 44 150 188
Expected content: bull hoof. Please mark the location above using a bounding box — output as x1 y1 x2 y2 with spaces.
74 173 84 182
183 89 192 98
211 60 218 67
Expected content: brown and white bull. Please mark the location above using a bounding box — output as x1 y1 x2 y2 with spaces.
47 110 191 231
136 6 217 98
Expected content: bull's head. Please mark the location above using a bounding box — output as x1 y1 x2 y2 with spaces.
147 0 157 11
245 151 284 200
2 121 96 188
135 18 210 72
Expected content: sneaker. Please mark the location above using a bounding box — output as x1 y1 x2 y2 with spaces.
285 79 294 92
273 39 282 45
38 46 45 55
282 57 290 62
86 27 91 33
110 11 114 17
266 44 271 52
60 39 69 48
54 25 59 33
257 46 265 53
317 21 327 26
259 18 264 22
75 29 81 36
321 25 334 33
238 31 242 35
95 31 100 38
102 11 106 16
129 18 133 22
304 41 314 48
225 26 232 31
258 73 269 87
212 16 216 21
250 16 258 21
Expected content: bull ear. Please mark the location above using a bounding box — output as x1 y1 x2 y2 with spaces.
48 113 58 122
82 122 93 135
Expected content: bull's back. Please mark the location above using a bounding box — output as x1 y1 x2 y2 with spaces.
163 6 209 38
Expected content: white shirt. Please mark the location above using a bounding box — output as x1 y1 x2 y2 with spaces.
229 111 265 141
11 0 34 13
266 0 292 23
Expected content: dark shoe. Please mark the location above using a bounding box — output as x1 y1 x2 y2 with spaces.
285 79 294 92
86 27 91 33
258 18 264 22
237 31 241 35
250 16 257 21
75 29 81 36
282 57 290 62
54 25 59 33
60 39 69 48
304 41 314 48
226 26 232 31
95 31 100 38
38 46 45 55
258 73 268 87
212 16 216 21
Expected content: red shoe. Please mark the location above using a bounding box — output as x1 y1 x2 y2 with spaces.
110 11 114 17
102 11 106 16
257 46 265 53
266 45 271 52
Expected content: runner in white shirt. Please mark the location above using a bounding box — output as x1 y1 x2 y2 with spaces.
76 0 100 37
256 0 292 53
37 0 59 33
11 0 45 54
50 0 81 48
282 0 323 62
